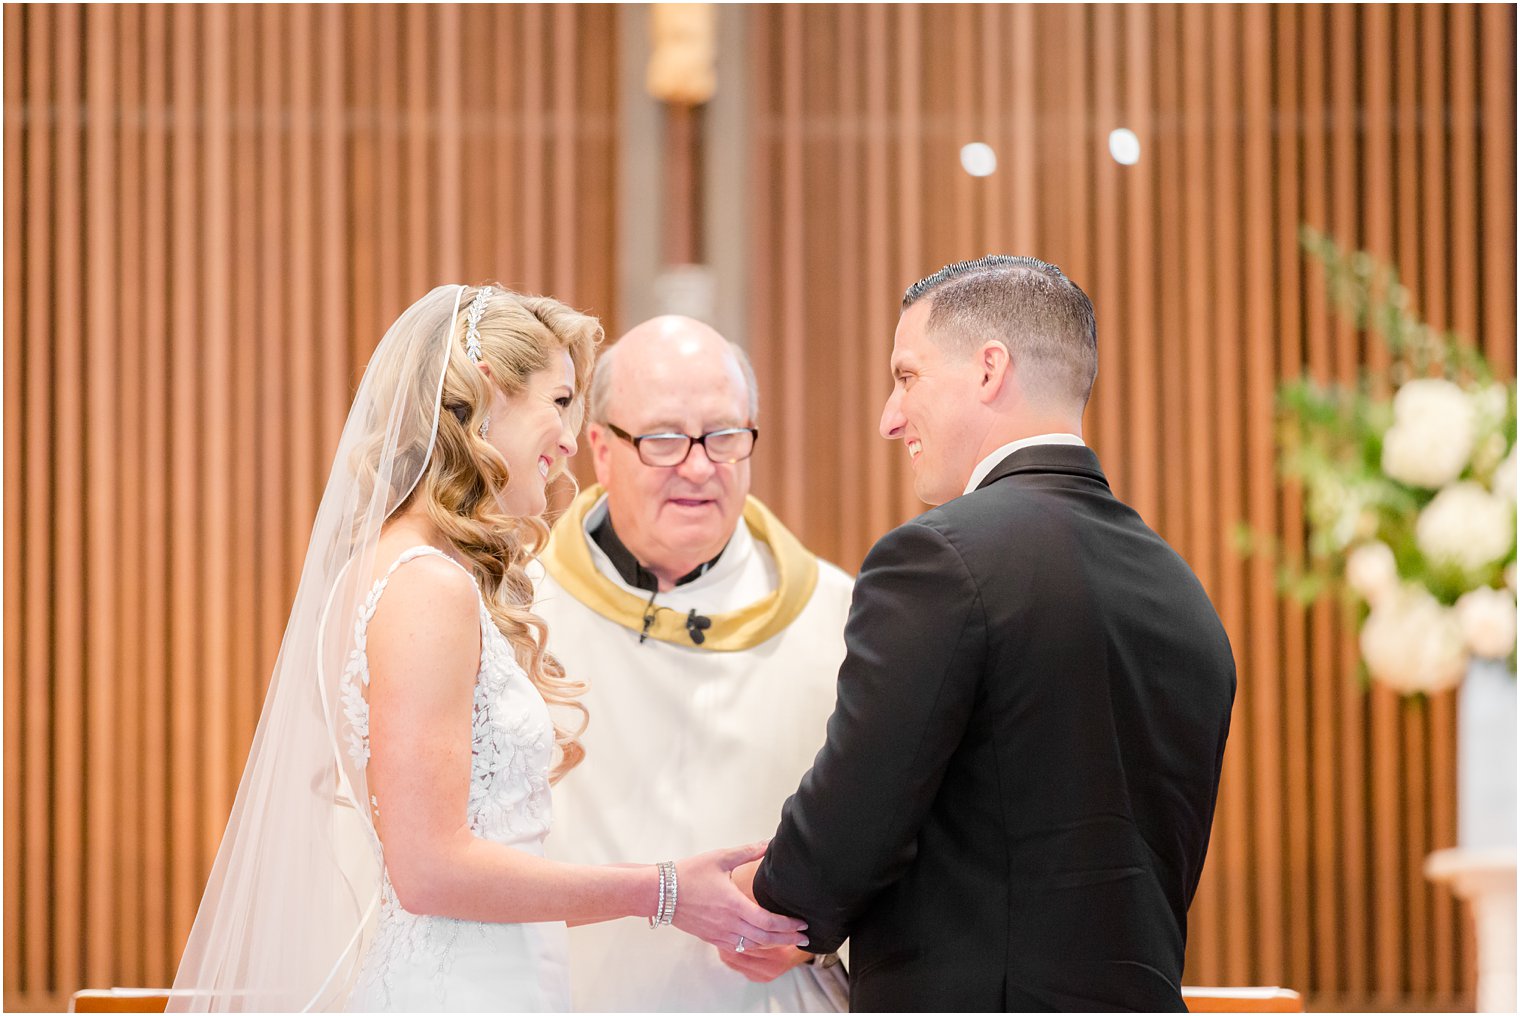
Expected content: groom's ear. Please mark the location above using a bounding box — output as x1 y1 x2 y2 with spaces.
976 340 1012 404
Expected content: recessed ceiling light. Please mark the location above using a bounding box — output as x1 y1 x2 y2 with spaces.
1109 128 1141 166
960 142 997 177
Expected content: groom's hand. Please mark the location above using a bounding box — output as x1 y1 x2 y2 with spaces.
671 842 808 952
729 859 760 902
717 944 811 982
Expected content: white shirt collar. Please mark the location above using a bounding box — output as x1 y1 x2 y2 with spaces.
962 433 1086 495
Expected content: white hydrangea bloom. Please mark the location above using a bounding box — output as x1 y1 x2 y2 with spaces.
1345 541 1399 607
1360 586 1469 694
1381 378 1477 489
1416 482 1516 574
1455 587 1518 660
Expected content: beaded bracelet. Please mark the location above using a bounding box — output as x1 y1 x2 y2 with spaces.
648 860 677 927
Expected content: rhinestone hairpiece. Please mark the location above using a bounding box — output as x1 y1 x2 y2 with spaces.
464 286 493 363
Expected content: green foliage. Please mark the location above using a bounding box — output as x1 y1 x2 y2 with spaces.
1256 227 1517 608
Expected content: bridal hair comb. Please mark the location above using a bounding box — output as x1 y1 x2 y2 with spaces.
464 285 493 364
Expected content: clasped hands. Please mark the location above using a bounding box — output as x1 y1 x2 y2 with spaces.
671 842 807 979
714 855 812 982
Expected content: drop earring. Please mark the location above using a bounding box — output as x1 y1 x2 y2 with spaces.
480 414 491 438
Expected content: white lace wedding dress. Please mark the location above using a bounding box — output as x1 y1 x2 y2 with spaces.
343 546 571 1012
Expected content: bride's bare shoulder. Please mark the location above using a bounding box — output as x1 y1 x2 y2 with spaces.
366 533 480 682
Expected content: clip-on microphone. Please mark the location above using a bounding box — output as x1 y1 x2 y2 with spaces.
685 609 712 645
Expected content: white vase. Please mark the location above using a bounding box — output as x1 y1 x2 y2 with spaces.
1459 658 1519 850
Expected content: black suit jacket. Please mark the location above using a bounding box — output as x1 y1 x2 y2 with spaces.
753 445 1235 1012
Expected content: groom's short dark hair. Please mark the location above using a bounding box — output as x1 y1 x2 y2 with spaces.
902 255 1098 409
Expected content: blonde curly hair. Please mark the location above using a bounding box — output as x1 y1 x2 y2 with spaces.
389 284 601 782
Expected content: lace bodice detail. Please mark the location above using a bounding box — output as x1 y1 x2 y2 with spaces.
343 546 559 1011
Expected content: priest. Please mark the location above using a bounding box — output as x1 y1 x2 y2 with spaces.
535 315 855 1012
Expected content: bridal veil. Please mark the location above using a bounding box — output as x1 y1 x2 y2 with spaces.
169 286 466 1011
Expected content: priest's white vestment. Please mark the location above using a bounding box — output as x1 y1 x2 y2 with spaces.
535 486 854 1012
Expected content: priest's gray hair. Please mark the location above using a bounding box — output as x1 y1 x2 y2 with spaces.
903 254 1098 409
588 337 760 425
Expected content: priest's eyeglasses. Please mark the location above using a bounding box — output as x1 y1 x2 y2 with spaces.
604 422 759 467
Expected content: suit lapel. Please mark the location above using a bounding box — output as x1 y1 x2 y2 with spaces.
973 444 1110 492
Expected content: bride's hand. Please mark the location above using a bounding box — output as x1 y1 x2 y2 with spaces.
671 842 809 953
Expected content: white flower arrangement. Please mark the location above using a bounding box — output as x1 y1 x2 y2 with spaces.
1416 482 1515 576
1270 228 1518 694
1381 378 1477 489
1360 586 1469 696
1455 587 1519 661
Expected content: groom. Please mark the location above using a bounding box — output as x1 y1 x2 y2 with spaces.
738 256 1236 1011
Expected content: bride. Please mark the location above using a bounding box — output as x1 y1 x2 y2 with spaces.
170 286 807 1012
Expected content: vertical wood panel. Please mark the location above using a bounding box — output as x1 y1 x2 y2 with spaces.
1209 3 1253 985
1007 6 1036 255
1479 5 1517 376
373 6 403 325
1153 0 1185 550
113 4 147 984
404 5 429 297
745 9 775 515
228 1 260 824
83 3 119 988
1272 4 1314 994
435 5 462 286
51 4 85 996
253 3 289 800
167 6 201 954
198 1 233 876
1448 5 1479 350
490 7 514 290
836 7 865 567
3 0 27 990
349 6 379 376
318 6 349 510
893 3 923 525
862 4 894 557
979 6 1004 256
950 5 974 257
22 2 52 985
1243 0 1285 985
1179 6 1222 979
285 5 318 654
1123 4 1159 529
139 5 171 980
1298 6 1340 997
778 3 805 531
551 6 576 300
1090 5 1123 492
520 6 545 295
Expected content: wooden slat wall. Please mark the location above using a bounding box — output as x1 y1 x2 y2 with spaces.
745 4 1514 1011
3 4 619 1010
